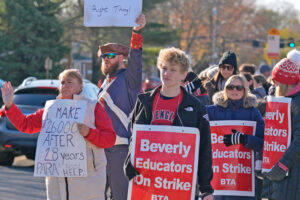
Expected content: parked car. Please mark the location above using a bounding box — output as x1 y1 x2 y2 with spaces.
0 78 5 107
142 76 161 92
0 77 99 166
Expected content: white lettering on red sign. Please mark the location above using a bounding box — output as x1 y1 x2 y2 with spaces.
154 177 191 191
265 110 285 123
140 139 191 158
222 163 251 174
264 141 287 152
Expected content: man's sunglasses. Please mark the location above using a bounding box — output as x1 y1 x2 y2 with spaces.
100 53 119 59
220 65 234 70
226 85 244 91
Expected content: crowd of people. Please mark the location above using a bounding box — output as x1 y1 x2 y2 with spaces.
1 13 300 200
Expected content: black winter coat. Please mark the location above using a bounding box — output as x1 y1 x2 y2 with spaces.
262 91 300 200
124 86 214 194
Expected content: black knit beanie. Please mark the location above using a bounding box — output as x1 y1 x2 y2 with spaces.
218 50 237 71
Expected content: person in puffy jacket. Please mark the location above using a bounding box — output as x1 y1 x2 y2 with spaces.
206 75 265 200
1 69 116 200
262 49 300 200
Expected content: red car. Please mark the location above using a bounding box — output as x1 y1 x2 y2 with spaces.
142 76 161 92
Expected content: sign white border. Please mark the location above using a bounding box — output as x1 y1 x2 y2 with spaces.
262 96 292 173
128 124 200 200
209 120 256 197
84 0 143 27
266 96 291 147
34 99 88 177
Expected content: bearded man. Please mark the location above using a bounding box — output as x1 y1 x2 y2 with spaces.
97 14 146 200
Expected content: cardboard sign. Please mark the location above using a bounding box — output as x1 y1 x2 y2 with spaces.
84 0 143 27
128 124 200 200
262 96 292 173
34 100 88 177
210 121 256 197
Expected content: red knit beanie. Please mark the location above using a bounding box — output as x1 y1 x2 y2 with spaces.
272 49 300 85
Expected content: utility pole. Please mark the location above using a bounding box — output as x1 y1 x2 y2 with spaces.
45 57 53 79
212 1 219 64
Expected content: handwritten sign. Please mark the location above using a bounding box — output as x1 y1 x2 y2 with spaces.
262 96 292 173
34 100 88 177
128 124 199 200
210 120 256 197
84 0 143 27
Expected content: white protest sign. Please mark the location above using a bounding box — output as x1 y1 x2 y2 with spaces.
34 99 88 177
84 0 143 27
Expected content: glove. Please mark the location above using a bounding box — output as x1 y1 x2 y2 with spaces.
223 129 247 147
184 71 198 82
124 160 140 181
185 78 203 94
264 162 288 181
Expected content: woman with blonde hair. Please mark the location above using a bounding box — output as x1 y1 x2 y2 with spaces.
206 74 265 200
262 49 300 200
1 69 116 200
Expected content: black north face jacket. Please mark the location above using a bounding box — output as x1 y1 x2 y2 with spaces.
124 86 214 194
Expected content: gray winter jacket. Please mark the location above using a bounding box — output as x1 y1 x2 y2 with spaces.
252 86 266 99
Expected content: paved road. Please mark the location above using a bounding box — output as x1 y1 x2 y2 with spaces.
0 156 46 200
0 157 269 200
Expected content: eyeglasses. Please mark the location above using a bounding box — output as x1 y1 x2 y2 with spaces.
100 53 119 59
220 65 234 71
226 85 244 91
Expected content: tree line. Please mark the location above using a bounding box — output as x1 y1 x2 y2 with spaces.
0 0 299 84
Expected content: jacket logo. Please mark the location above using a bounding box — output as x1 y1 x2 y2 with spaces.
184 107 193 111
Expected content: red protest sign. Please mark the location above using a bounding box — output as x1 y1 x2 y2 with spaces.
262 96 292 172
127 125 200 200
210 121 256 197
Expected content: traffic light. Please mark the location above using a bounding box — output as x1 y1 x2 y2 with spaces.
288 38 295 48
252 40 260 47
280 40 285 48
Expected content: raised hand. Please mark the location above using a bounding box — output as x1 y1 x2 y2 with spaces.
1 81 14 109
133 14 146 31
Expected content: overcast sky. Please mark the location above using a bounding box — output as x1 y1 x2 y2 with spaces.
256 0 300 11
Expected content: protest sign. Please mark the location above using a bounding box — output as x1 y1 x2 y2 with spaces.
262 96 292 173
128 124 199 200
84 0 143 27
34 99 88 177
210 120 256 197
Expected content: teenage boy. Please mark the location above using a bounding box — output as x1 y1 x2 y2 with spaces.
124 47 214 200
